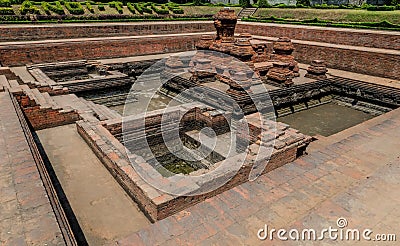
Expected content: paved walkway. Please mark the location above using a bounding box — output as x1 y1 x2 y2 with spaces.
116 107 400 245
0 92 64 245
37 124 150 245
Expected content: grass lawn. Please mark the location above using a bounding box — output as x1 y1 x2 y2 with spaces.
255 8 400 24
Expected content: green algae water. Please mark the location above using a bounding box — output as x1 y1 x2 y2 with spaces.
278 102 374 137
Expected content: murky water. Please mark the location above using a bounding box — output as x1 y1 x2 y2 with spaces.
278 102 374 137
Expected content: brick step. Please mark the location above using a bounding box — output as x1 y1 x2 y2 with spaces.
27 60 87 70
62 77 133 93
8 79 23 94
85 100 121 121
29 68 57 87
42 92 62 110
77 97 120 121
0 75 9 91
52 94 95 120
31 88 52 109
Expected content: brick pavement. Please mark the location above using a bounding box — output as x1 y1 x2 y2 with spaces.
0 92 64 245
115 106 400 245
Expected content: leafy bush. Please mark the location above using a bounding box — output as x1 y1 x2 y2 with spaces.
172 8 183 14
151 3 169 14
257 0 270 8
42 1 65 15
296 0 310 6
133 2 143 14
65 1 84 15
0 0 11 7
239 0 250 8
166 2 183 14
0 7 14 14
273 3 297 8
98 4 104 11
313 4 339 9
142 4 152 14
366 5 396 11
10 0 24 4
85 1 94 13
296 3 308 8
109 1 123 14
127 2 135 14
20 0 41 14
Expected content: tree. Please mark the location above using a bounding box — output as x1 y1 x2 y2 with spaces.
296 0 311 6
239 0 251 8
257 0 270 8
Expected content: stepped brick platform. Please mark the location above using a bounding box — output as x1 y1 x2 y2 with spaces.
115 104 400 245
76 103 311 222
1 69 121 130
0 91 74 245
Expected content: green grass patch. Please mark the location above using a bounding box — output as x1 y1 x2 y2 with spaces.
244 15 400 31
254 8 400 24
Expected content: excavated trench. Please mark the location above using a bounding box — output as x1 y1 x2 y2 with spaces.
46 61 400 174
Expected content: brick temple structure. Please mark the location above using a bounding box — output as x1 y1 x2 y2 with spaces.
196 8 301 87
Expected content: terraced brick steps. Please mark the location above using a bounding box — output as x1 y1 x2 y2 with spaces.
115 106 400 245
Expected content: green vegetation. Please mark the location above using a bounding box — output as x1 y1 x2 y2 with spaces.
163 160 196 175
109 1 122 14
239 0 250 8
64 1 83 15
0 7 14 14
85 1 94 13
20 0 40 14
41 1 64 15
0 0 11 7
0 1 399 27
254 8 400 25
151 3 169 14
243 15 400 31
126 2 135 14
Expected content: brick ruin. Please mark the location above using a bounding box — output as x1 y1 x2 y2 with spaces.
1 12 399 239
76 102 311 221
195 8 301 88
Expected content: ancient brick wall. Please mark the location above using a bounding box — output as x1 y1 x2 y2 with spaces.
0 35 203 66
292 43 400 80
0 22 214 42
236 23 400 50
23 106 80 130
